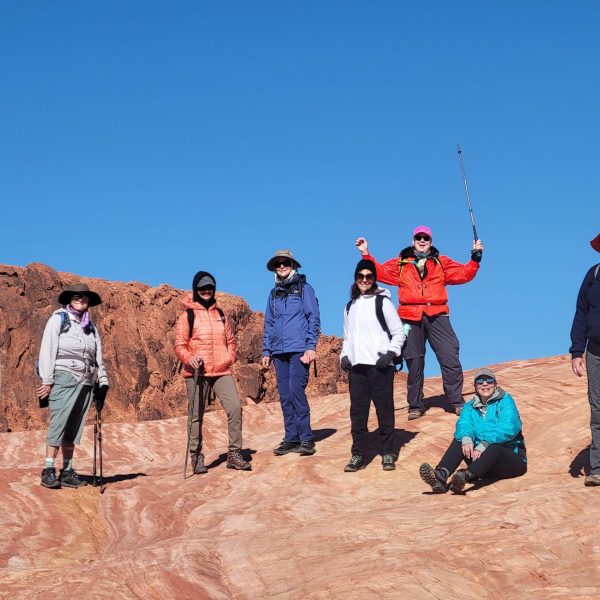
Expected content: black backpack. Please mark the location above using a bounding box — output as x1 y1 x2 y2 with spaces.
345 295 404 369
186 307 225 339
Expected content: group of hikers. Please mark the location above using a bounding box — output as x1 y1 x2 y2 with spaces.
34 227 600 493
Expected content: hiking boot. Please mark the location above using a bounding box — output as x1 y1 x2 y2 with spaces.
454 405 464 416
192 453 208 475
585 474 600 486
382 454 397 471
297 440 316 456
449 468 474 494
419 463 448 494
408 409 424 421
344 454 365 472
227 450 252 471
60 469 87 488
273 440 300 455
40 467 61 489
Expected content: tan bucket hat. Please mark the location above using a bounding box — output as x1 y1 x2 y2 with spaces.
58 283 102 307
266 249 302 272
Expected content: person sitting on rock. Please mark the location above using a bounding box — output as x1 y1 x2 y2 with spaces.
36 283 109 489
356 226 483 419
340 259 406 472
419 368 527 494
175 271 251 473
262 250 320 456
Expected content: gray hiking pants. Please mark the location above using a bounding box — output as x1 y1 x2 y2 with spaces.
185 374 242 454
403 314 464 411
587 350 600 474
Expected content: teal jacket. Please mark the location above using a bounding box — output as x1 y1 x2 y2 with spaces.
455 388 526 459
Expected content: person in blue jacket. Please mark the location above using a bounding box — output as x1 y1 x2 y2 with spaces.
262 250 321 456
570 232 600 486
419 368 526 494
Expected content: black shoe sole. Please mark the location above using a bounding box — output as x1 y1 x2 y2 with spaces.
227 464 252 471
449 471 467 494
273 446 300 456
41 481 61 489
344 463 366 472
193 469 208 475
382 464 396 471
419 463 447 494
61 481 88 488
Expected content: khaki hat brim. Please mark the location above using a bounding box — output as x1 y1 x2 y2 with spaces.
266 256 301 272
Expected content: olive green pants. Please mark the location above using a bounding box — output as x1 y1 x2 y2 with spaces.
185 374 242 454
46 370 93 446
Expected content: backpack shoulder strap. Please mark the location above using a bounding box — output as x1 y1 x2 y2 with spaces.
375 295 392 341
186 308 194 340
58 310 71 335
216 307 226 323
345 300 353 315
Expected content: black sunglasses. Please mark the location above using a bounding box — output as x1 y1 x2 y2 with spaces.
71 294 90 302
475 376 496 385
414 234 431 242
197 285 215 292
356 273 375 283
274 260 292 268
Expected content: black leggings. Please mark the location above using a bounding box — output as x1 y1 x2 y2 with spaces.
437 438 527 479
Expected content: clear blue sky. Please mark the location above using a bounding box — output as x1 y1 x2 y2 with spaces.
2 2 599 375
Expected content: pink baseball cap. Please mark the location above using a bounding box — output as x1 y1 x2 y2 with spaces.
591 233 600 253
413 225 432 238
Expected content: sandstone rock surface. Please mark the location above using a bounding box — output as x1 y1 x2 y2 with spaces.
1 355 599 599
0 263 347 433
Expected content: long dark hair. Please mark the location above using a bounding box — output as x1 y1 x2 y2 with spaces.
349 282 378 300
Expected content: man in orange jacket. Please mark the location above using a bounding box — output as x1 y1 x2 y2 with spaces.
356 226 483 419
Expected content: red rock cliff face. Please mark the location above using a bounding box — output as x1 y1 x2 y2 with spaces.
0 263 347 432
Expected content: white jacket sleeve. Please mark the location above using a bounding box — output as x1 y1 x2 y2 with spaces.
38 314 61 384
382 297 405 356
94 330 109 387
340 305 350 361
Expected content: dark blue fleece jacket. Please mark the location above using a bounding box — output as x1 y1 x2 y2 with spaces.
570 264 600 358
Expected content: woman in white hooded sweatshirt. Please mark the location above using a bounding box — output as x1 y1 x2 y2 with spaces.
340 259 406 472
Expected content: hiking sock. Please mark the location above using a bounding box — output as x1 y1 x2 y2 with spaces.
44 458 55 469
63 458 73 471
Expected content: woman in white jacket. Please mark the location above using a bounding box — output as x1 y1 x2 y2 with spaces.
340 260 406 472
36 283 109 489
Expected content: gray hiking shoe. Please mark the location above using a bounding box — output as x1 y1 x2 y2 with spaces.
273 441 301 455
344 454 365 472
297 440 316 456
227 450 252 471
382 454 397 471
60 469 87 488
192 453 208 475
40 467 61 489
419 463 448 494
585 474 600 486
408 409 424 421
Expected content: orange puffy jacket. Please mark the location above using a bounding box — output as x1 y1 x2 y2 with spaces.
363 247 479 322
174 293 236 377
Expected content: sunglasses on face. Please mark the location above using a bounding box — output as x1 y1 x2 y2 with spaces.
414 235 431 242
197 286 215 293
71 294 89 302
274 260 292 269
356 273 375 283
475 376 496 385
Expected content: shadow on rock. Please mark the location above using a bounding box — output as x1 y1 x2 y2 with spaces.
313 428 336 442
361 428 418 466
569 446 591 478
80 472 148 486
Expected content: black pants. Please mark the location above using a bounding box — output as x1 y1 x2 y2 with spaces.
404 314 464 410
437 438 527 479
348 364 395 457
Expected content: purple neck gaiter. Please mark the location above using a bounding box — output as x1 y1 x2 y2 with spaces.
66 304 90 330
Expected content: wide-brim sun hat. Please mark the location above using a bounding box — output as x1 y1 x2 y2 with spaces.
266 249 302 272
58 283 102 307
591 233 600 253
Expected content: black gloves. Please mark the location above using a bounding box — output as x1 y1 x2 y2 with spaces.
94 385 109 412
471 250 482 263
376 351 396 370
340 356 352 372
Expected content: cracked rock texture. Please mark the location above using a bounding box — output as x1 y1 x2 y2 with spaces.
0 263 348 432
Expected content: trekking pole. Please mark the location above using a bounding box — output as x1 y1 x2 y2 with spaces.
457 146 481 259
183 366 200 479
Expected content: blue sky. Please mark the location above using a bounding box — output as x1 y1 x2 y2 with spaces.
1 2 599 375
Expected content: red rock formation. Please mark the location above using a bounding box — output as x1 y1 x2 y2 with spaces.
0 355 594 598
0 262 348 433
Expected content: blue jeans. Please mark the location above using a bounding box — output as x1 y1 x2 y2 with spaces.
273 352 313 442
